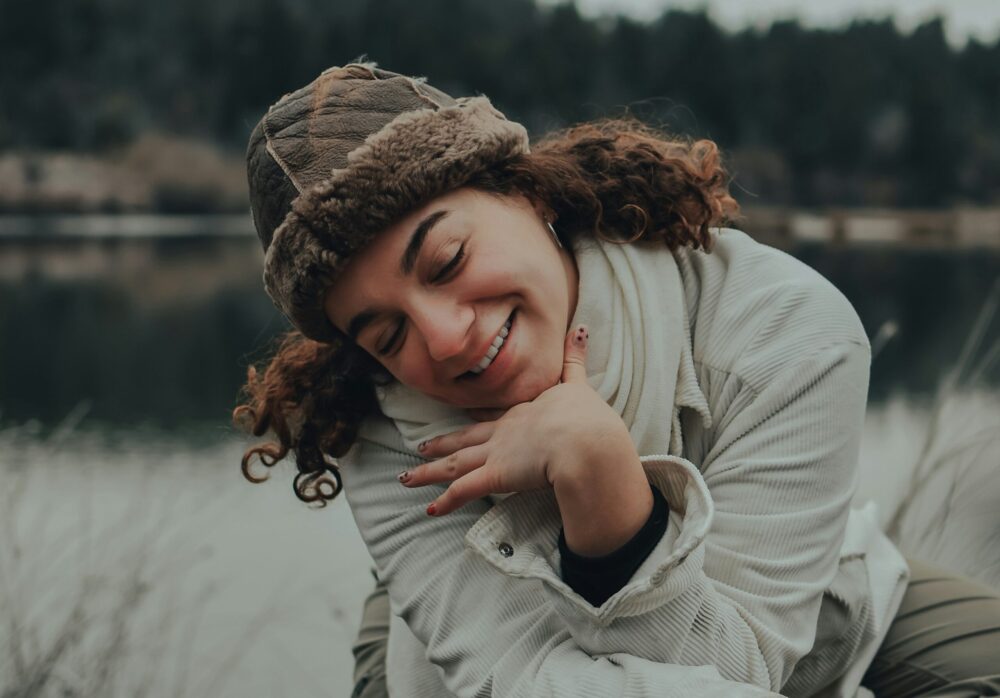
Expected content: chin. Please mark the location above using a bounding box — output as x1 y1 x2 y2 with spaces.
438 362 560 411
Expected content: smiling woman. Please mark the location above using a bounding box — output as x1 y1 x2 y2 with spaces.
233 62 1000 698
322 188 578 409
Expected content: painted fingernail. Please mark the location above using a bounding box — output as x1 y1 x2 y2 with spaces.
426 502 437 516
397 471 411 484
573 324 588 347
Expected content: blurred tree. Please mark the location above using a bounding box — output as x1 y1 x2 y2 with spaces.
1 0 998 207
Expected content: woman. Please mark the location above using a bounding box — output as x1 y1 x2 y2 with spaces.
236 63 1000 697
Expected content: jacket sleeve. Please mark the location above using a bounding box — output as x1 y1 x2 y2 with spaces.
340 423 782 698
467 338 871 692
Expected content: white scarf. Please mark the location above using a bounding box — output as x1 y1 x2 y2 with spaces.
376 236 712 466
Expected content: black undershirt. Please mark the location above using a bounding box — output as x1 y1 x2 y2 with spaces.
558 482 670 607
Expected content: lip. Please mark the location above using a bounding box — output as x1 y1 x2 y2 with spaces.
457 311 516 385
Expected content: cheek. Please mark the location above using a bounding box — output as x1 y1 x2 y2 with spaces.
472 259 518 292
394 354 448 396
391 356 422 385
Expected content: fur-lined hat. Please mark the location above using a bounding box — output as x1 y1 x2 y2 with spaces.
246 62 530 342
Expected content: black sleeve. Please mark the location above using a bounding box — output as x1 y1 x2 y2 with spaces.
557 482 670 607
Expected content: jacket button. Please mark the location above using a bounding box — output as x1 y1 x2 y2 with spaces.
498 542 514 557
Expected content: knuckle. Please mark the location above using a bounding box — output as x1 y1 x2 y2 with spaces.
489 468 507 493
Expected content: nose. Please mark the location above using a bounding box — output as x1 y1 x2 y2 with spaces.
410 296 472 363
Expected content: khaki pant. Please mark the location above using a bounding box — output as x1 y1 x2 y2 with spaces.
351 568 392 698
351 558 1000 697
861 558 1000 696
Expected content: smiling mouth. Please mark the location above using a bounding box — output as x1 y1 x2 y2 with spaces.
458 311 515 381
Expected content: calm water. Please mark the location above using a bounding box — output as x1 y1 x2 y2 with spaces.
2 229 998 426
2 393 999 697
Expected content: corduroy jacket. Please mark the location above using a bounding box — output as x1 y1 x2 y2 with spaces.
340 229 910 697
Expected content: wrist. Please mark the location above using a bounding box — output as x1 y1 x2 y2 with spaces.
553 442 653 557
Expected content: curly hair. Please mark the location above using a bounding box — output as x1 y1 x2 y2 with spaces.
232 116 740 506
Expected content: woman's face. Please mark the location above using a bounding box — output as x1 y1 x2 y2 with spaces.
324 187 579 411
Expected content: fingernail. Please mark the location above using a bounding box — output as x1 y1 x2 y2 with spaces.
397 471 411 484
572 324 588 347
426 502 437 516
417 440 428 452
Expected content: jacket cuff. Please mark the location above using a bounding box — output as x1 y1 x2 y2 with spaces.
463 454 713 626
558 482 670 607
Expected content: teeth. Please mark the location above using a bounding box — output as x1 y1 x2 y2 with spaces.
469 318 513 375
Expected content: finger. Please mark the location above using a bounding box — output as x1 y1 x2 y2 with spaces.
401 443 488 488
427 465 500 516
560 323 589 384
418 421 495 458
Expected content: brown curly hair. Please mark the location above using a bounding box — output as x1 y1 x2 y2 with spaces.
232 116 740 506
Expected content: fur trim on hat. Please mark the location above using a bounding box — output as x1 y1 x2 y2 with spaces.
263 95 529 343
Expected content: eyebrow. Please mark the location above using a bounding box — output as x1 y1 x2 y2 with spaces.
346 209 451 342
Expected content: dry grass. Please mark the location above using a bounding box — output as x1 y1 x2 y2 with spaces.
0 409 340 698
882 279 1000 588
1 409 198 697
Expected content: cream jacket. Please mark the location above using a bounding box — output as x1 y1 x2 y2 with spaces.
339 229 910 697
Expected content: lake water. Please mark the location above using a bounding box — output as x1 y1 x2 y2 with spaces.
3 392 999 697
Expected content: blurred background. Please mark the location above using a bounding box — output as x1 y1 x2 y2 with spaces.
1 1 998 695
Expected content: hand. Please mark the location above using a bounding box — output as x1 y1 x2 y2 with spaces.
397 324 638 516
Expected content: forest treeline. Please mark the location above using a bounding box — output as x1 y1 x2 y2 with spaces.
2 0 998 207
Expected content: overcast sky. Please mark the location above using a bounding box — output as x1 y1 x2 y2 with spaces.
540 0 1000 47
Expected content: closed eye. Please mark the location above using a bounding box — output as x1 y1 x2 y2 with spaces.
378 245 466 356
377 322 405 356
431 244 465 283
